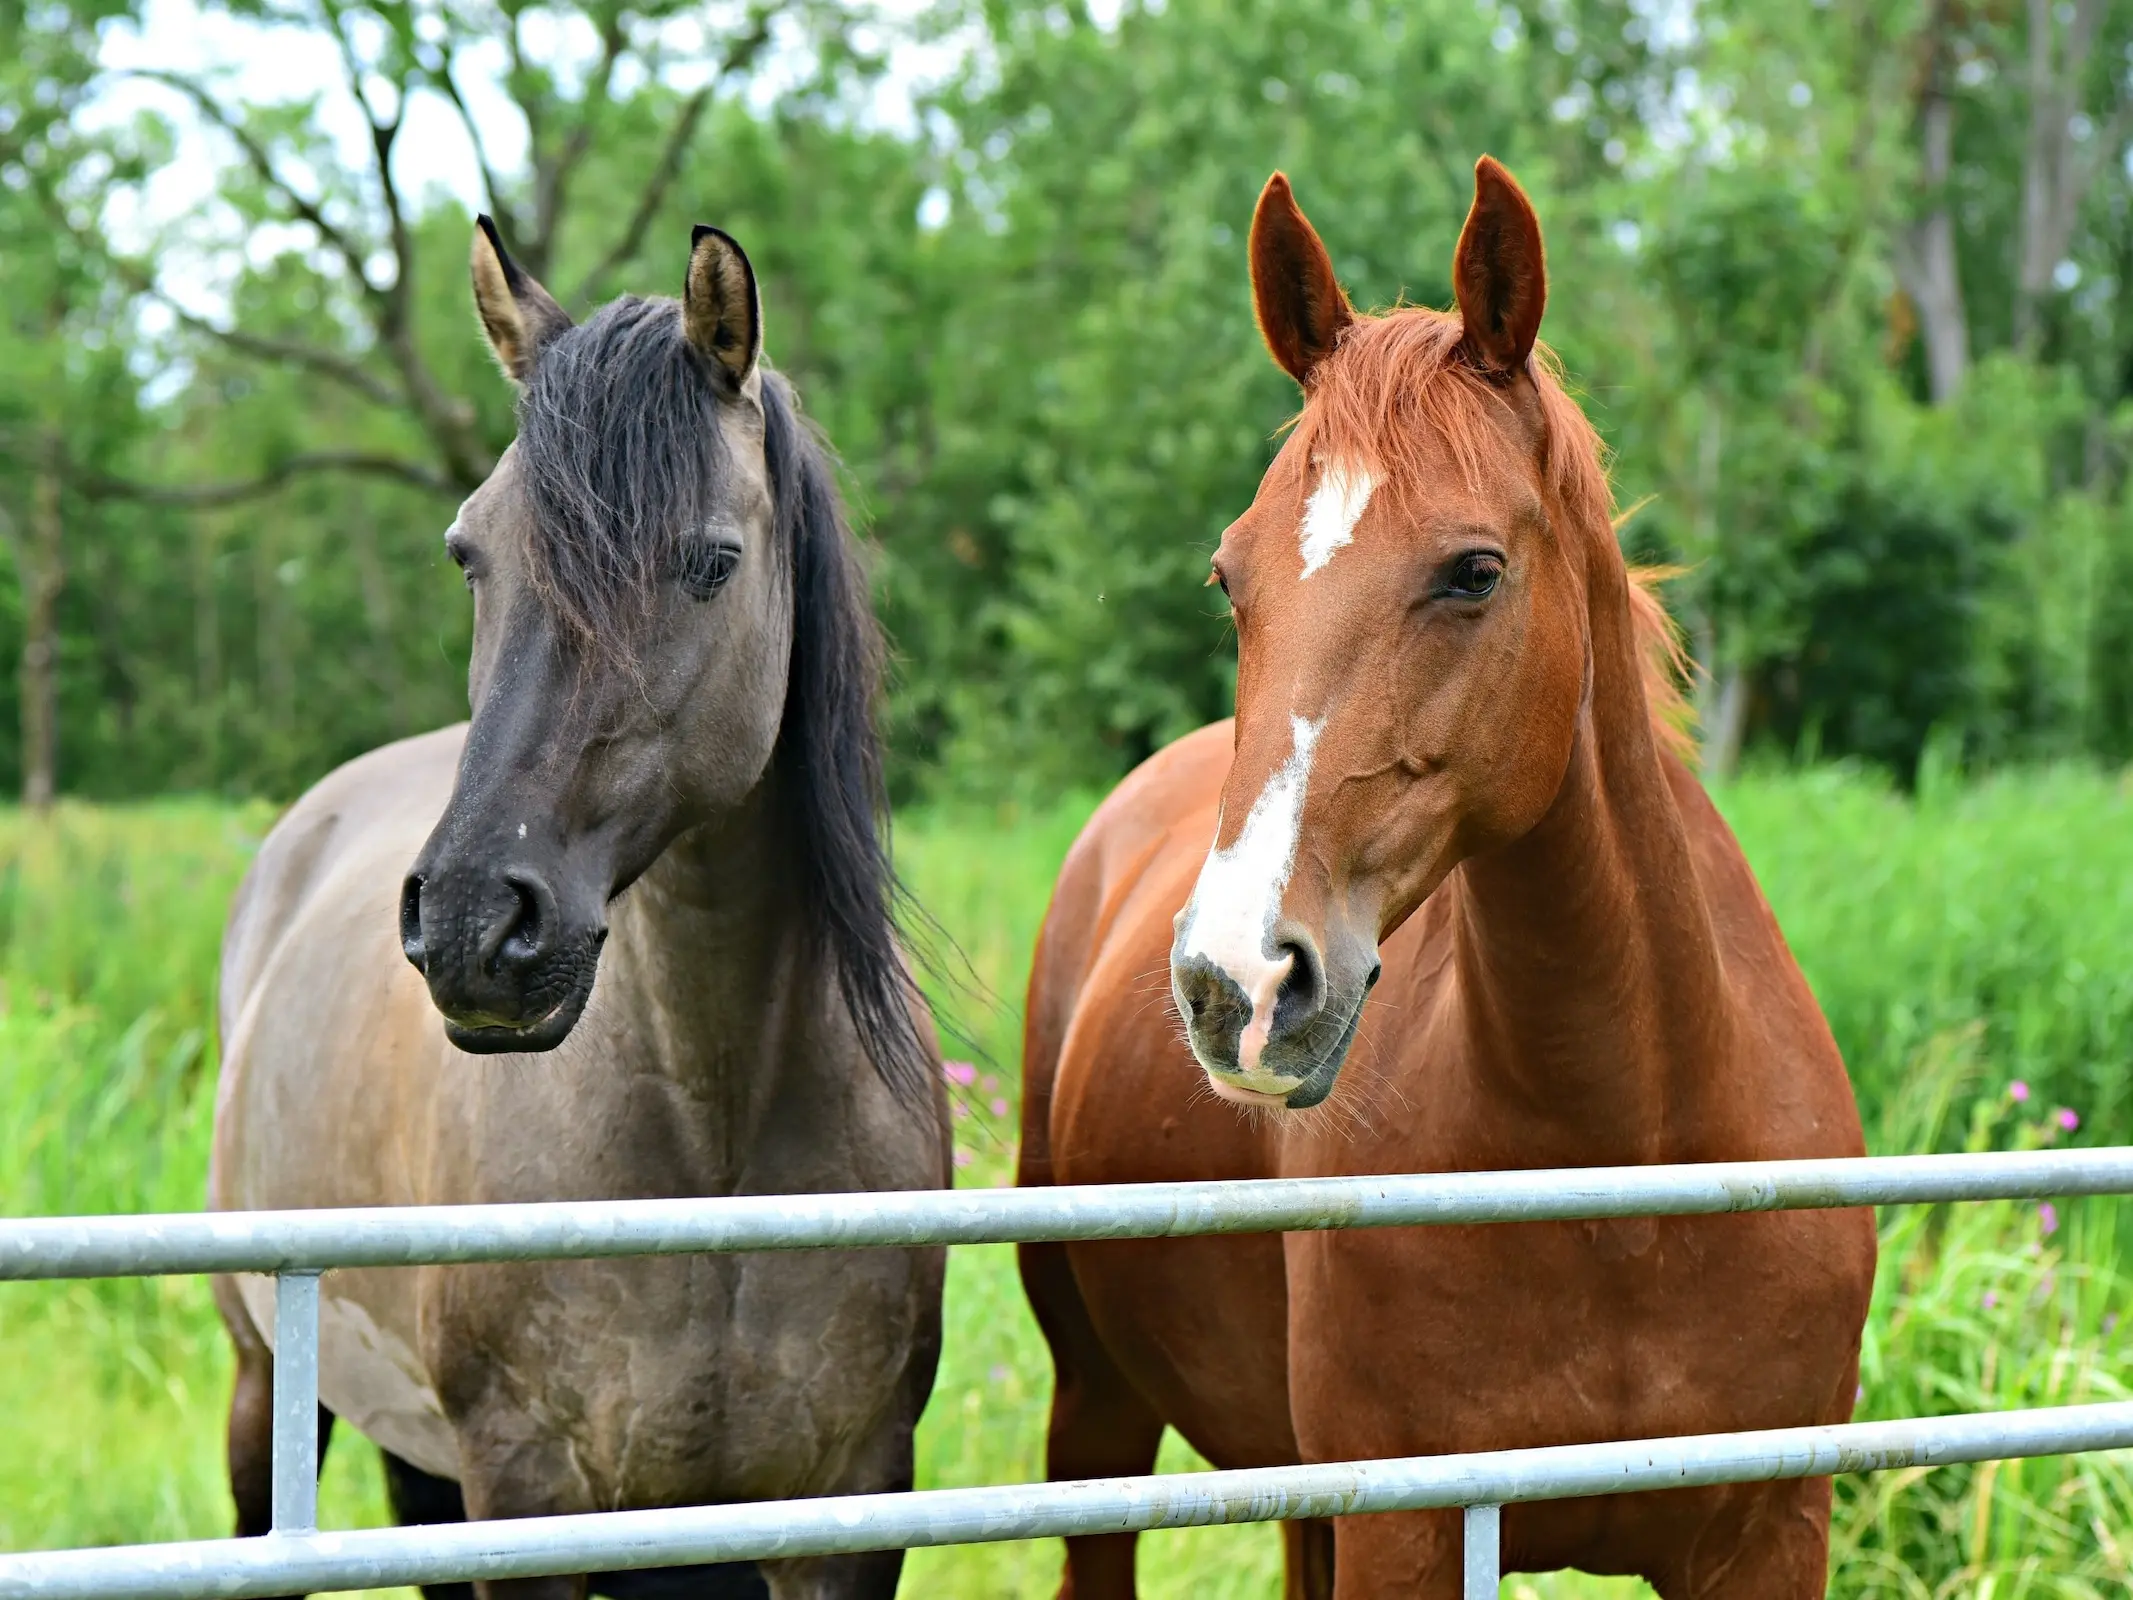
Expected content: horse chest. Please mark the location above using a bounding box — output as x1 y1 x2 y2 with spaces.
317 1243 933 1505
1285 1204 1872 1460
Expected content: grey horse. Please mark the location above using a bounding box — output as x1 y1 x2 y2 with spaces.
209 218 949 1600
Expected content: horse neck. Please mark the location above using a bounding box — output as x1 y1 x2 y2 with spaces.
602 774 822 1125
1449 541 1729 1162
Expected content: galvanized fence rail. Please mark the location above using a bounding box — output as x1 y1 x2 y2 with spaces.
3 1147 2132 1598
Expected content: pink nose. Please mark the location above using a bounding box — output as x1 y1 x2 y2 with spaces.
1172 933 1326 1092
1230 948 1296 1076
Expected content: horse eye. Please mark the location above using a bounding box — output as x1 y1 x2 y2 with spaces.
679 538 742 600
1441 552 1504 601
445 535 474 590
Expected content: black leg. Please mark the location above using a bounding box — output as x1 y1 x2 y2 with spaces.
381 1450 476 1600
384 1451 766 1600
590 1566 769 1599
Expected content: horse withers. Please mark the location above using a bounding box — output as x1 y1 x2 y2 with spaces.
211 221 949 1600
1018 161 1876 1598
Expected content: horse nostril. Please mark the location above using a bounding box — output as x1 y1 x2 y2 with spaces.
1275 939 1324 1019
398 876 427 974
497 872 548 968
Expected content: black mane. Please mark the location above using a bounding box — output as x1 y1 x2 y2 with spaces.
514 296 931 1101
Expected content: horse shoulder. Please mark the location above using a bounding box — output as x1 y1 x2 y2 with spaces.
214 725 469 1204
1026 720 1271 1193
223 726 468 1011
1031 719 1232 1032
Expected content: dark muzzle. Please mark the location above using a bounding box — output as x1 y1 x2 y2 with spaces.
400 861 605 1053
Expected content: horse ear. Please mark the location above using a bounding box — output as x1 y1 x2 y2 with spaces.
1250 172 1354 387
469 215 571 385
1452 156 1547 376
683 225 762 388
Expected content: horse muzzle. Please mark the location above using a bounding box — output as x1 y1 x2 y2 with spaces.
399 861 607 1054
1171 931 1379 1111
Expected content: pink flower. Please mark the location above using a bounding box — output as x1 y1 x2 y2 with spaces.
953 1149 972 1168
2009 1080 2031 1103
1982 1290 1999 1309
2058 1108 2080 1132
943 1060 978 1087
981 1074 998 1093
990 1098 1010 1118
2040 1202 2059 1236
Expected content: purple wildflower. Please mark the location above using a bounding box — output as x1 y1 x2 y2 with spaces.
981 1074 998 1093
2009 1080 2031 1103
953 1149 972 1169
1983 1290 1999 1310
944 1060 978 1087
990 1098 1010 1118
2058 1108 2080 1132
2040 1202 2059 1236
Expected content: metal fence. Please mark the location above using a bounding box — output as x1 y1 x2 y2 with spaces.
5 1147 2133 1599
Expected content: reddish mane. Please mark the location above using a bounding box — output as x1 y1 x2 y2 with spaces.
1285 306 1693 757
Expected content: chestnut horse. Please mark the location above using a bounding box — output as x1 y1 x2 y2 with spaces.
1018 160 1875 1597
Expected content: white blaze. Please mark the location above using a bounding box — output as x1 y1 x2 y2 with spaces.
1298 462 1377 578
1179 714 1323 1070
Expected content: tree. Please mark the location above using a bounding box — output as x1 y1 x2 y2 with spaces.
0 0 148 807
100 0 816 503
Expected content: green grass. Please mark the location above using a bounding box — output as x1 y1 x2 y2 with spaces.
2 767 2131 1594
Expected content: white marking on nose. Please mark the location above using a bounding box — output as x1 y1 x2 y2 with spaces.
1179 713 1323 1074
517 823 527 839
1298 461 1377 578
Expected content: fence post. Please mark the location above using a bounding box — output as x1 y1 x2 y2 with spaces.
272 1270 322 1534
1464 1502 1500 1598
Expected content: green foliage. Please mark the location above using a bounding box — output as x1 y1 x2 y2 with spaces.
3 776 2132 1591
11 0 2133 797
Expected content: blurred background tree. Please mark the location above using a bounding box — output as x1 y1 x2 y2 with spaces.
8 0 2133 801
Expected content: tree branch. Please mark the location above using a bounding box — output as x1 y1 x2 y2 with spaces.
316 0 492 492
569 85 712 307
172 304 404 408
124 67 384 306
434 52 518 239
70 450 456 508
568 5 779 309
525 3 629 277
24 168 407 414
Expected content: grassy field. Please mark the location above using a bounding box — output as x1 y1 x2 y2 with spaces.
2 766 2132 1595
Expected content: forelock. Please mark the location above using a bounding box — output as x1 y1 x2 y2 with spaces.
1288 306 1687 749
1287 306 1611 534
513 294 734 654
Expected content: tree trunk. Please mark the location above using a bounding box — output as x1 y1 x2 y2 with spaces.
1701 665 1749 783
1898 2 1969 403
1690 401 1745 783
2013 0 2118 353
194 517 222 785
19 432 64 810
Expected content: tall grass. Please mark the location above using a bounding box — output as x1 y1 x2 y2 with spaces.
1 767 2130 1595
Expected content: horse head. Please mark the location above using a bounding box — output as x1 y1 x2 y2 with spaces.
399 220 906 1064
1172 158 1639 1110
